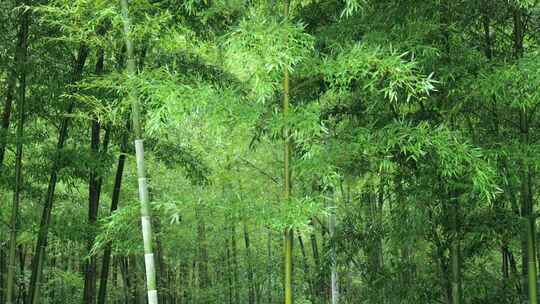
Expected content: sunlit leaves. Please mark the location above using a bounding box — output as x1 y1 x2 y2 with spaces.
35 0 171 48
340 0 365 18
320 43 436 104
223 8 314 103
267 195 326 232
380 123 499 202
135 67 243 138
514 0 537 8
34 0 116 46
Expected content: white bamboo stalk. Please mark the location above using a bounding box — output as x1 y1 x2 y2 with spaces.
120 1 159 303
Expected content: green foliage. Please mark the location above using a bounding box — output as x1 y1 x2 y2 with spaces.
320 44 436 103
2 0 540 303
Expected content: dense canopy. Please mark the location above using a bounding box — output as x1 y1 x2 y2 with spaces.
1 1 539 304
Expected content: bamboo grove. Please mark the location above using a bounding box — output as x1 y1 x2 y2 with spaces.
2 0 540 303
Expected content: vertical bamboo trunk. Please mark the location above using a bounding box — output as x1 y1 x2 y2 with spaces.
197 213 211 303
49 249 57 301
83 48 105 304
179 265 182 304
267 230 272 304
0 76 14 167
130 256 143 304
173 266 178 304
191 260 198 303
168 268 174 304
309 225 320 267
376 186 384 301
527 217 538 304
65 244 74 299
282 0 293 303
97 126 128 304
148 173 168 304
226 236 233 304
501 246 509 281
522 116 538 304
216 249 224 304
297 234 314 302
0 36 15 167
514 6 537 300
5 2 29 302
181 260 189 303
18 246 27 302
244 223 255 304
120 0 159 303
309 220 320 301
97 48 128 304
521 123 538 304
231 224 240 303
0 0 23 174
449 194 461 304
112 258 119 304
364 192 380 301
180 265 186 302
480 9 516 291
26 44 89 304
166 268 173 304
119 257 131 304
329 201 338 304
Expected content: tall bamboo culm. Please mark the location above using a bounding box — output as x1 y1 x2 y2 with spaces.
5 1 29 302
330 200 339 304
119 1 159 303
283 0 293 304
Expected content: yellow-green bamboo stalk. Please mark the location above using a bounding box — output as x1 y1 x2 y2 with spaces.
283 0 293 303
119 1 158 303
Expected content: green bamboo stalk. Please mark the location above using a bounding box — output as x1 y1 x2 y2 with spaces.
0 56 15 168
119 1 158 303
27 43 89 304
527 217 538 304
329 199 338 304
450 198 461 304
5 2 29 302
231 224 240 303
267 229 273 304
83 47 105 304
243 223 255 304
97 124 128 304
283 0 293 303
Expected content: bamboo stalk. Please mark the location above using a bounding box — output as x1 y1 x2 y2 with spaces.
6 2 29 302
283 0 293 303
119 1 159 303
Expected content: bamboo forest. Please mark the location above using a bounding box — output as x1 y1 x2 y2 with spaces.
4 0 540 304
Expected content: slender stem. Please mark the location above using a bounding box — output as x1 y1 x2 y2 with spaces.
6 2 29 302
83 47 105 304
27 43 88 304
283 0 293 303
330 196 339 304
97 125 128 304
528 216 538 304
119 1 159 303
